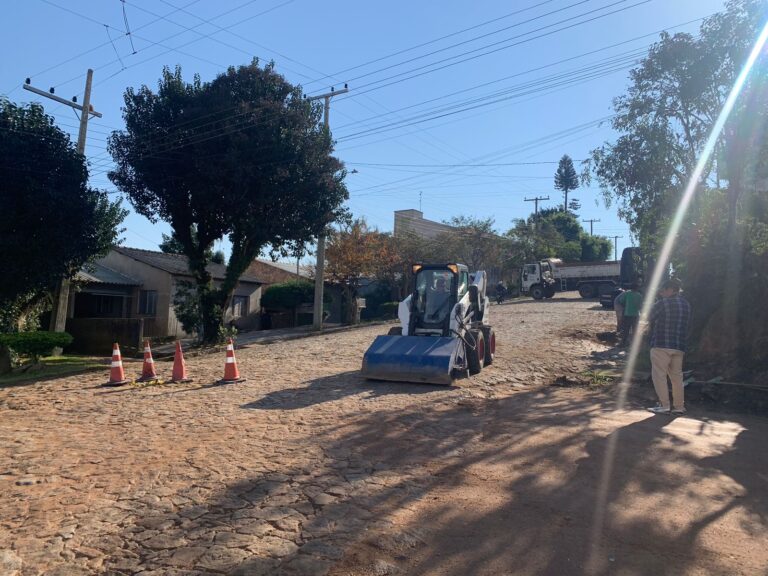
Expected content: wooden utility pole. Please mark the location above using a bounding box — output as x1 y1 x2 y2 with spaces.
524 196 549 230
308 84 348 331
23 69 102 334
610 235 624 260
582 218 601 235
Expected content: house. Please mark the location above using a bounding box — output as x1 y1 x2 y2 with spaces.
66 248 262 352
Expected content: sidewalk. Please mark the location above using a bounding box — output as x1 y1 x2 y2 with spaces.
148 320 392 358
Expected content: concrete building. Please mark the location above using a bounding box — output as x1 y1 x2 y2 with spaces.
393 209 456 240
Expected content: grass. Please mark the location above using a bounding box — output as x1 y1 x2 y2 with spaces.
0 355 106 387
581 369 618 387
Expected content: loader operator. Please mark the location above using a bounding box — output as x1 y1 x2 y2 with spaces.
426 276 451 322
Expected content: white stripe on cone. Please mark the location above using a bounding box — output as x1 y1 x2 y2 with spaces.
111 361 122 368
227 345 234 351
225 357 235 363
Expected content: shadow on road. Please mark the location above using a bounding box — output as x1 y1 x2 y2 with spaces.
101 384 768 575
242 370 456 411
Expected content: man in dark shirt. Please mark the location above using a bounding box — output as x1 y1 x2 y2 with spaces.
648 278 691 415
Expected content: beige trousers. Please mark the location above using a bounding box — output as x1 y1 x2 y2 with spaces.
650 347 685 410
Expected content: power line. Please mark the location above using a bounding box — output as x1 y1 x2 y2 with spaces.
333 0 651 100
336 0 595 88
303 0 562 89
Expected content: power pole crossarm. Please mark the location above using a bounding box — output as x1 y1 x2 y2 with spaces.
582 218 601 235
525 196 549 222
308 85 349 331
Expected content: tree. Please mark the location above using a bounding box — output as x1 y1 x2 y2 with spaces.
437 216 506 273
159 229 225 263
0 99 126 322
568 198 582 213
325 219 400 324
109 62 348 342
580 235 612 261
505 209 611 264
554 154 580 211
585 0 768 370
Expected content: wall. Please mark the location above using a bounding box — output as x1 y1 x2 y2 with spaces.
66 318 144 355
101 251 175 336
394 209 456 240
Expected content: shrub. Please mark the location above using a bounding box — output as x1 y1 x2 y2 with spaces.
378 301 400 319
0 331 73 363
261 280 329 310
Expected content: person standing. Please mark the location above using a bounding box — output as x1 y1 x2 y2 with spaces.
647 278 691 415
613 288 625 336
619 284 642 346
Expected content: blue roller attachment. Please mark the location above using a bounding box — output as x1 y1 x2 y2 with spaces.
361 335 463 386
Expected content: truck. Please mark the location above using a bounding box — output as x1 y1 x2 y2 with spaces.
599 247 648 308
520 258 621 300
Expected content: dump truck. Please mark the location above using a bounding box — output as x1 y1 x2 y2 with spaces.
521 258 620 299
600 247 649 308
361 263 495 385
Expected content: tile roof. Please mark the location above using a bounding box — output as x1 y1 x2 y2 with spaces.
113 247 261 284
256 259 314 279
76 262 140 286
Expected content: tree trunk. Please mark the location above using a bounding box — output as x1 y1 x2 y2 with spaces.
343 286 360 325
0 346 11 375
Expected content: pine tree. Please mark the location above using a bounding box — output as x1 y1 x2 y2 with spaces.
554 154 580 212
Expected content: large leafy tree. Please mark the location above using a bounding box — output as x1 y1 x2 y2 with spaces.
109 62 348 342
585 0 768 368
0 99 126 325
554 154 580 212
508 208 611 262
325 219 400 324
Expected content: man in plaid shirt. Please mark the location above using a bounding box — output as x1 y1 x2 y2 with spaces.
648 278 691 415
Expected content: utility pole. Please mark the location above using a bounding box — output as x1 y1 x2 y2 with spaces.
524 196 549 229
23 69 102 335
582 218 601 236
610 235 624 260
308 84 349 331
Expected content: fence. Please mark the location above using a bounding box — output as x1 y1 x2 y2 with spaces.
65 318 144 355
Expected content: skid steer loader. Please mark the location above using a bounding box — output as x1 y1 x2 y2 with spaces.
361 263 496 385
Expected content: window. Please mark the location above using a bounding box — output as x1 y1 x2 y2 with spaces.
139 290 158 315
95 295 115 315
231 295 248 318
458 271 469 298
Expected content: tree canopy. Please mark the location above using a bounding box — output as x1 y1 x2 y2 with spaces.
507 209 612 263
554 154 580 212
585 0 768 370
0 99 126 325
109 61 348 341
325 219 400 323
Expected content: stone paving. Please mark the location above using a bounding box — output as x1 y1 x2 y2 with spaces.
0 297 612 575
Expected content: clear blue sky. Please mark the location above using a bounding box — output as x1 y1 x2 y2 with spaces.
1 0 726 261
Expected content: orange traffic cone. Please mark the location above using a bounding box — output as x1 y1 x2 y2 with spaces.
137 339 159 382
170 341 192 383
104 343 130 387
218 338 245 384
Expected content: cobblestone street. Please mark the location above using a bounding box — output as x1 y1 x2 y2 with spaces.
1 296 766 575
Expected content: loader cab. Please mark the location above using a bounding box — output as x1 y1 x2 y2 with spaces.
410 264 467 336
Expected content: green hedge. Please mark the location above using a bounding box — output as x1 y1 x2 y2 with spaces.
261 280 330 310
0 331 73 362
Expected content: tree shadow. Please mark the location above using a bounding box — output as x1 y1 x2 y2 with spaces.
92 385 766 575
242 371 457 411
